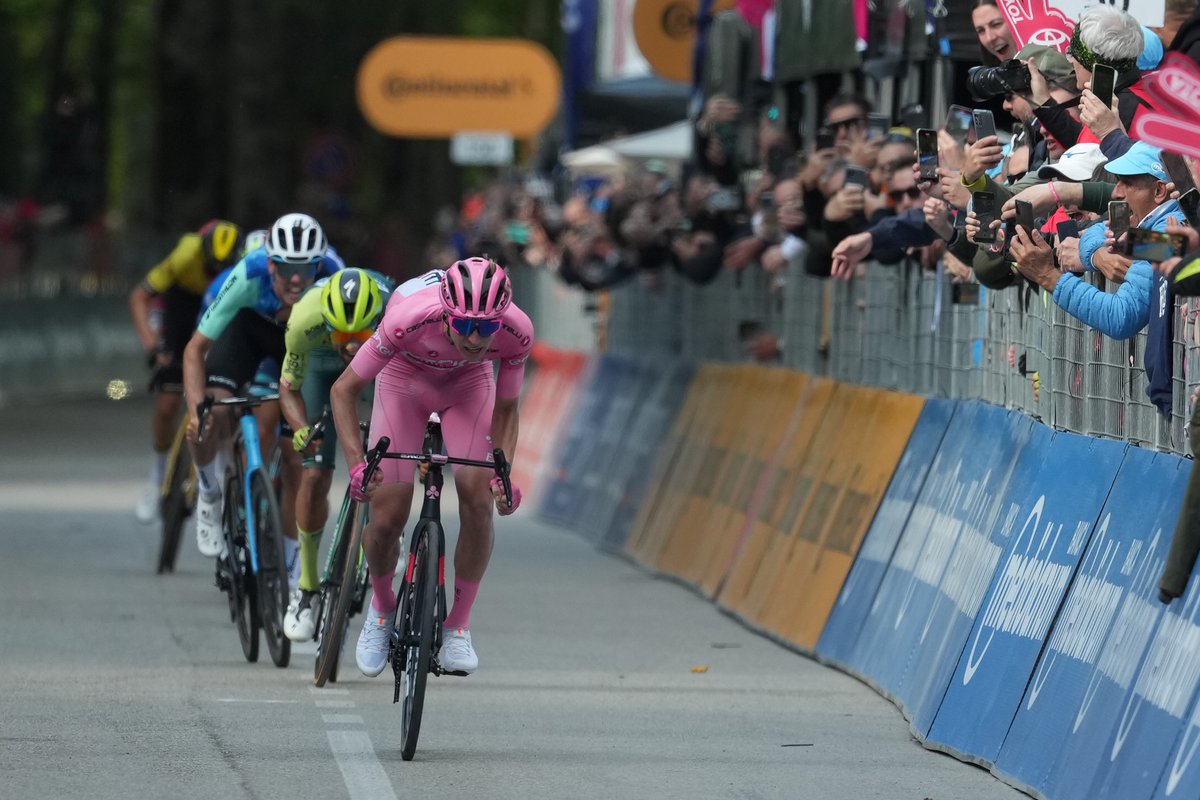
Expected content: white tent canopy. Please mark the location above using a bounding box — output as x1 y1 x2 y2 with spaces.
560 120 692 177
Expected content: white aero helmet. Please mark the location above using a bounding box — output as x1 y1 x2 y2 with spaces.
243 228 269 255
267 212 327 264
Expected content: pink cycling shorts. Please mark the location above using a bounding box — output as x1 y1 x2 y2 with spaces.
368 359 497 485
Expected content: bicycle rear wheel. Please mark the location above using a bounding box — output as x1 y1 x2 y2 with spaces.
250 470 291 668
314 492 363 686
222 474 259 663
399 521 439 761
157 443 194 574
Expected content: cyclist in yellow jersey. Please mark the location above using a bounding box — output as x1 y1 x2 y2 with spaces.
278 267 394 640
129 220 244 523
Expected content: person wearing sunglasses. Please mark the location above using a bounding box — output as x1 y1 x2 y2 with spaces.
330 256 534 678
183 212 344 566
276 267 394 640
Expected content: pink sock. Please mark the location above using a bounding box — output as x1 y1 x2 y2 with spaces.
370 571 396 614
443 577 480 630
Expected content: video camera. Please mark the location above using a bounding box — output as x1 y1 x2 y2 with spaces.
967 59 1032 100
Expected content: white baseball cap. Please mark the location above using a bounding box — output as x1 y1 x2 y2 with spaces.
1036 143 1109 182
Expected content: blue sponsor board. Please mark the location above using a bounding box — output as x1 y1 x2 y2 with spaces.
573 354 646 542
926 431 1127 764
991 447 1189 800
538 357 616 526
840 401 1033 725
897 414 1047 737
601 359 694 552
817 398 955 666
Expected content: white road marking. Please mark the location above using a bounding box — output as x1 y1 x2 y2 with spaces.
328 730 397 800
310 686 350 694
316 699 356 708
0 481 144 511
322 714 365 724
214 698 301 704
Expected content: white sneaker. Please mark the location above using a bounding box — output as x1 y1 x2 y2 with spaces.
195 493 223 557
439 627 478 674
356 613 391 677
284 589 318 641
135 481 159 525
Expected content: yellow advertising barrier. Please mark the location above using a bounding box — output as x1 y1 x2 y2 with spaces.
754 388 924 650
625 365 727 565
727 382 866 624
356 37 561 138
633 0 736 83
693 367 808 595
716 377 836 615
655 364 748 576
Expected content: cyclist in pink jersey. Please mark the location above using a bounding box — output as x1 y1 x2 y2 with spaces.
330 257 533 677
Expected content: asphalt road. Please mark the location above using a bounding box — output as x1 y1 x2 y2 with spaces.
0 394 1028 800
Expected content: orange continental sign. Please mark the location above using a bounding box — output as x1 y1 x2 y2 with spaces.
357 37 562 138
633 0 736 83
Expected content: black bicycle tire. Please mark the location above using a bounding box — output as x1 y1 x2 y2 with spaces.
314 492 360 686
225 473 259 663
400 522 439 761
250 470 291 669
157 445 193 574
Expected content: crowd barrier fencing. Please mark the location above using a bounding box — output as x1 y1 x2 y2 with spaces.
532 348 1200 800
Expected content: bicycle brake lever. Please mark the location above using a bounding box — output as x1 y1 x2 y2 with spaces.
492 448 512 507
196 395 215 444
362 436 391 492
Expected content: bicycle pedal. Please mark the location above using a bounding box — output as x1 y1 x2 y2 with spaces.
442 670 470 677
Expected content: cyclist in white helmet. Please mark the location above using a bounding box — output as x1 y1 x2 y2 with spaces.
183 212 343 569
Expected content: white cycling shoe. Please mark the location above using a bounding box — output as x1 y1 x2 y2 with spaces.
356 613 391 677
135 482 159 525
284 589 318 641
195 493 223 557
439 627 478 674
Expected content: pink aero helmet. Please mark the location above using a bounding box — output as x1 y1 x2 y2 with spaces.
439 257 512 319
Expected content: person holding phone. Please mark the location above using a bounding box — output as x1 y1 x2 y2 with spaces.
1054 6 1151 152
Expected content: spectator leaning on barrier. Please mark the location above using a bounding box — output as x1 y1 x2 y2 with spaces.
1008 143 1180 381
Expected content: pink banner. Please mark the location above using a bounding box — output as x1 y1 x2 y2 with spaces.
997 0 1074 53
1133 54 1200 160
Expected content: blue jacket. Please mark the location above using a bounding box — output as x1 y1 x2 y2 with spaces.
1054 200 1181 340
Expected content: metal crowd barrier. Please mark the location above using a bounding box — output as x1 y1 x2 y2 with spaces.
521 260 1197 459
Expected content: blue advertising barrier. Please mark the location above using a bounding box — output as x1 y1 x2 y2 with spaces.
816 398 955 666
926 432 1128 765
572 354 652 543
840 402 1035 729
538 356 620 526
984 446 1188 800
600 359 694 553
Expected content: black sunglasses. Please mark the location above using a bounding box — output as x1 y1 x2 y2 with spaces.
889 186 923 202
829 116 865 131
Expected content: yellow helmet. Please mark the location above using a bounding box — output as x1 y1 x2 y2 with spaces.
321 269 383 332
199 220 244 270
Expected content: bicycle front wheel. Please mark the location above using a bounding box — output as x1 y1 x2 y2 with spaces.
250 470 291 669
222 473 259 663
157 443 194 574
400 521 440 761
314 492 363 686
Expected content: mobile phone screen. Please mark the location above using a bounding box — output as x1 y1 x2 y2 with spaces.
1056 219 1080 240
1091 65 1117 109
1109 201 1131 239
1015 199 1035 234
944 105 974 142
1162 151 1197 194
1126 229 1187 262
1180 189 1200 229
972 110 996 142
972 191 996 242
867 113 890 140
816 127 836 151
844 166 869 188
917 128 939 181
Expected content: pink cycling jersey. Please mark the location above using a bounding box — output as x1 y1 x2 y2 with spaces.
348 277 534 484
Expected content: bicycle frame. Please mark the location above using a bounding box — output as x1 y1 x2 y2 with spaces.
238 412 269 575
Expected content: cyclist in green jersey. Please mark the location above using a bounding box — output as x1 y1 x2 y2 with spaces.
280 267 394 640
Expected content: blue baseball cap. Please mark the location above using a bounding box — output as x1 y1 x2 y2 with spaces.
1104 141 1169 182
